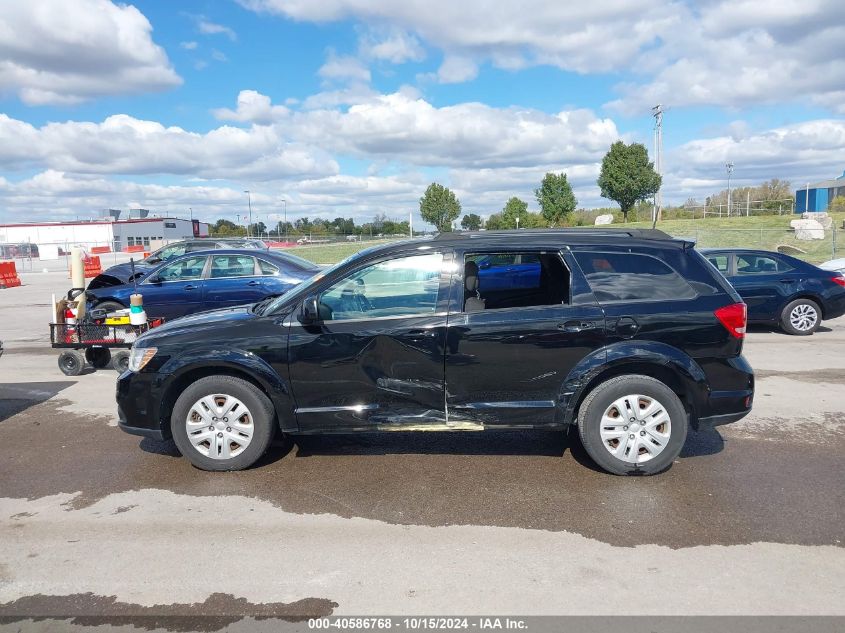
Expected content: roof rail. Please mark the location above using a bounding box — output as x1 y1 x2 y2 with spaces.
433 228 674 240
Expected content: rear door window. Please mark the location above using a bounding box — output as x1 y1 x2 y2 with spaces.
463 252 569 310
706 254 730 274
735 253 792 275
574 252 696 302
209 255 257 278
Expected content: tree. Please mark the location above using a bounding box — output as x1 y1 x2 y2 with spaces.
535 172 577 226
597 141 661 222
460 213 483 231
419 183 461 232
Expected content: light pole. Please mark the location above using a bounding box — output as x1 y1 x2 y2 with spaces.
280 198 287 242
243 190 252 237
726 162 734 217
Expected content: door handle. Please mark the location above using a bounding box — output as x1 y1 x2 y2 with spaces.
779 278 793 283
559 321 596 333
184 284 198 290
247 280 261 286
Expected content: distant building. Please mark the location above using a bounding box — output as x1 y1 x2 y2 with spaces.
795 170 845 212
0 215 209 252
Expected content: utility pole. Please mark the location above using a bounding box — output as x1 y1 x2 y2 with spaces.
746 191 751 217
409 211 413 237
726 162 734 217
280 198 287 241
652 104 664 227
243 190 252 237
189 207 193 222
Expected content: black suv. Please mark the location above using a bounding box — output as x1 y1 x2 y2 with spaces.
117 229 754 475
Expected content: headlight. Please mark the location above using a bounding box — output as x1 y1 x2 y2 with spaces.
128 346 157 372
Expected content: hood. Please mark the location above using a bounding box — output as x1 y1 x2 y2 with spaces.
137 305 258 346
87 261 153 289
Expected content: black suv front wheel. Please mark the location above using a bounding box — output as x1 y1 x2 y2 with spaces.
577 375 688 475
171 375 276 471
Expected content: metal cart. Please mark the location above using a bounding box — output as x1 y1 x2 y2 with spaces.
49 320 163 375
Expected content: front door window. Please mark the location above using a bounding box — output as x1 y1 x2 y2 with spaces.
319 252 443 321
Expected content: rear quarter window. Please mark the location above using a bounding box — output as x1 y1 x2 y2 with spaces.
574 251 697 302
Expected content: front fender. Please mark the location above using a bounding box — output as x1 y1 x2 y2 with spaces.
159 347 296 430
558 340 709 425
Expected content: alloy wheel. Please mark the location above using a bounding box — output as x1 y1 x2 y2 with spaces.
789 303 818 332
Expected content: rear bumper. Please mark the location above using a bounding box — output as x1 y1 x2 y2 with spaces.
823 293 845 321
694 355 754 430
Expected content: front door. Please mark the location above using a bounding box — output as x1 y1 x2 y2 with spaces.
445 249 606 427
142 255 207 319
288 251 451 431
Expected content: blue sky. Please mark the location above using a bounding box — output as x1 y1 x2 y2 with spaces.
1 0 844 225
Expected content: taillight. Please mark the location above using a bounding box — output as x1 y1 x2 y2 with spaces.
715 302 747 339
832 275 845 287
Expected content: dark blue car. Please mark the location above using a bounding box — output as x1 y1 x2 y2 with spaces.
703 248 845 335
86 249 319 320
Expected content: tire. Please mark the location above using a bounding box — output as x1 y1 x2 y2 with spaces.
170 375 276 471
58 350 86 376
780 298 821 336
577 375 688 476
85 347 111 368
111 349 130 373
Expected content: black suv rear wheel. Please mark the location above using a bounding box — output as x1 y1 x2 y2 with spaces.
577 375 688 475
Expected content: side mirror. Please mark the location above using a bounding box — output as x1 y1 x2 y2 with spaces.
147 274 162 284
146 256 162 264
479 261 491 270
299 295 320 324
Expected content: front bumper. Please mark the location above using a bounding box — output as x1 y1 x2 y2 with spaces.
116 370 169 439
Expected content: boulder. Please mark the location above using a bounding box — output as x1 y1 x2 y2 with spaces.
594 214 614 225
790 218 825 240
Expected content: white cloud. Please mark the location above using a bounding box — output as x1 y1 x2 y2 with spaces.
286 90 621 168
358 27 425 64
0 0 181 105
237 0 676 74
212 90 290 124
672 119 845 185
197 18 237 41
436 56 478 84
239 0 845 112
0 113 338 182
318 51 371 83
180 41 198 50
0 171 260 223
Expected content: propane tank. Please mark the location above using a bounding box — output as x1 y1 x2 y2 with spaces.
129 293 147 326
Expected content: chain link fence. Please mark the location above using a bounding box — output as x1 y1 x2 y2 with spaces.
666 227 843 264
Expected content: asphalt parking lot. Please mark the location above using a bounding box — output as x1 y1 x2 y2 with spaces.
1 270 844 624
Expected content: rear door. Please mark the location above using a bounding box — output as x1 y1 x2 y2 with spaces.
202 254 266 308
728 252 797 321
444 249 605 427
141 255 207 319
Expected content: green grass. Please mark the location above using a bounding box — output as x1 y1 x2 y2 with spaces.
624 212 845 263
285 239 397 264
282 214 845 265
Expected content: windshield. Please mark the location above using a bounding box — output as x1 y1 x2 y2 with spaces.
256 252 358 316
